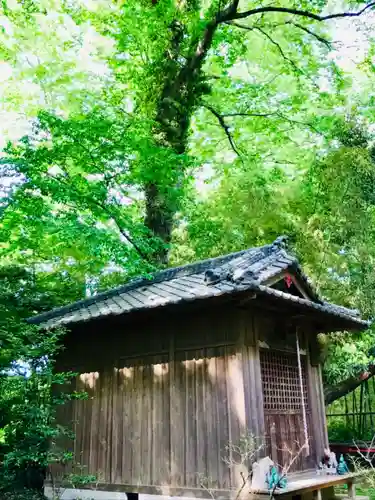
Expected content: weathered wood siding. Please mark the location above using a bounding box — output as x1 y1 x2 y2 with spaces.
308 364 329 455
53 303 326 492
260 349 315 472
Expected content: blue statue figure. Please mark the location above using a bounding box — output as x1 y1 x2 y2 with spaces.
337 454 349 475
266 466 288 490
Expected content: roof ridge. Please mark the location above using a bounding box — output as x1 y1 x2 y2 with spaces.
28 243 271 324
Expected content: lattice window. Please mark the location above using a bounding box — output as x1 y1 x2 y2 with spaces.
260 350 309 412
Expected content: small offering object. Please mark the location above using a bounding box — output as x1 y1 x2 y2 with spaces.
317 449 338 475
337 454 349 475
266 465 288 491
251 456 274 490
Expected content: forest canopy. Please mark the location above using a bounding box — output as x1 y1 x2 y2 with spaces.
2 0 375 493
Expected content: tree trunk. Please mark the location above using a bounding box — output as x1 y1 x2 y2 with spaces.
144 183 175 264
324 368 375 406
143 14 218 264
143 21 190 263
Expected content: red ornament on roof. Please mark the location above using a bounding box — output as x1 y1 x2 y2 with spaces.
285 274 293 288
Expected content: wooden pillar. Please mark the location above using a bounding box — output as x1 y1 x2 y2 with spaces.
348 480 356 500
127 493 139 500
307 336 329 465
313 489 322 500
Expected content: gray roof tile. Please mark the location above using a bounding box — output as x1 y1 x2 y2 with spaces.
28 237 369 330
154 282 192 299
112 295 133 311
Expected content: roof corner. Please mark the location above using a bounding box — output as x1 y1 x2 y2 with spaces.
270 235 289 251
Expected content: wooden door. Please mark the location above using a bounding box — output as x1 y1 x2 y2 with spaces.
260 350 315 472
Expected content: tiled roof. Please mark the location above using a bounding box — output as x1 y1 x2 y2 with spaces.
28 237 369 329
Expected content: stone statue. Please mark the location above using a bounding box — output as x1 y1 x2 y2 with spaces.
251 456 274 490
322 448 338 474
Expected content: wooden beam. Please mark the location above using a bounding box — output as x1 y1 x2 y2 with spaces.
45 473 363 498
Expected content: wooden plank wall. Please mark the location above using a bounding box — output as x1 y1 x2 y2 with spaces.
52 304 325 491
260 349 315 472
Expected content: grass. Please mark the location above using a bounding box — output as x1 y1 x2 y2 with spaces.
335 483 375 499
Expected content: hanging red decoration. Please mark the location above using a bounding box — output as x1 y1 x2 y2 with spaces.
285 274 293 288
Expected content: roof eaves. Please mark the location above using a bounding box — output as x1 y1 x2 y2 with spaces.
34 279 243 329
31 277 369 331
28 237 367 331
28 245 273 325
255 284 370 328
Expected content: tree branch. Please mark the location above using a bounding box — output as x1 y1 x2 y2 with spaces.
225 20 253 31
228 19 333 53
220 111 323 136
226 23 321 86
353 434 375 464
254 27 303 76
204 104 242 158
231 3 375 23
221 112 275 117
179 1 374 107
276 113 323 135
286 21 332 48
325 367 375 405
46 170 151 262
182 0 244 76
270 442 308 498
217 0 240 22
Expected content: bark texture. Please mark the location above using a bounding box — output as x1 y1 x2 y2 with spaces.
324 368 375 406
144 3 239 263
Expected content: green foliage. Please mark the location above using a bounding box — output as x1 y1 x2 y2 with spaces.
64 470 97 488
327 417 357 443
2 0 375 494
1 490 44 500
0 266 85 494
179 119 375 385
183 162 292 258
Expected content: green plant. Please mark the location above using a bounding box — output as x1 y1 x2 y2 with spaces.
0 267 87 494
64 464 98 489
1 490 45 500
327 417 358 443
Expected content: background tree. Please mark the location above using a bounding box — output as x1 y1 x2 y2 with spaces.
180 116 375 406
2 2 375 490
0 263 92 496
3 0 375 263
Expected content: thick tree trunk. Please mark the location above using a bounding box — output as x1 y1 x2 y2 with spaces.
142 19 189 263
144 183 175 264
324 368 375 406
143 14 219 263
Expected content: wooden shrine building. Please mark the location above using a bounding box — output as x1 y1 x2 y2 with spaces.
29 237 369 499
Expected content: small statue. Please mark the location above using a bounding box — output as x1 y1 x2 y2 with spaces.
266 465 287 490
279 474 288 489
337 454 349 475
251 456 274 490
323 448 337 474
317 461 324 475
